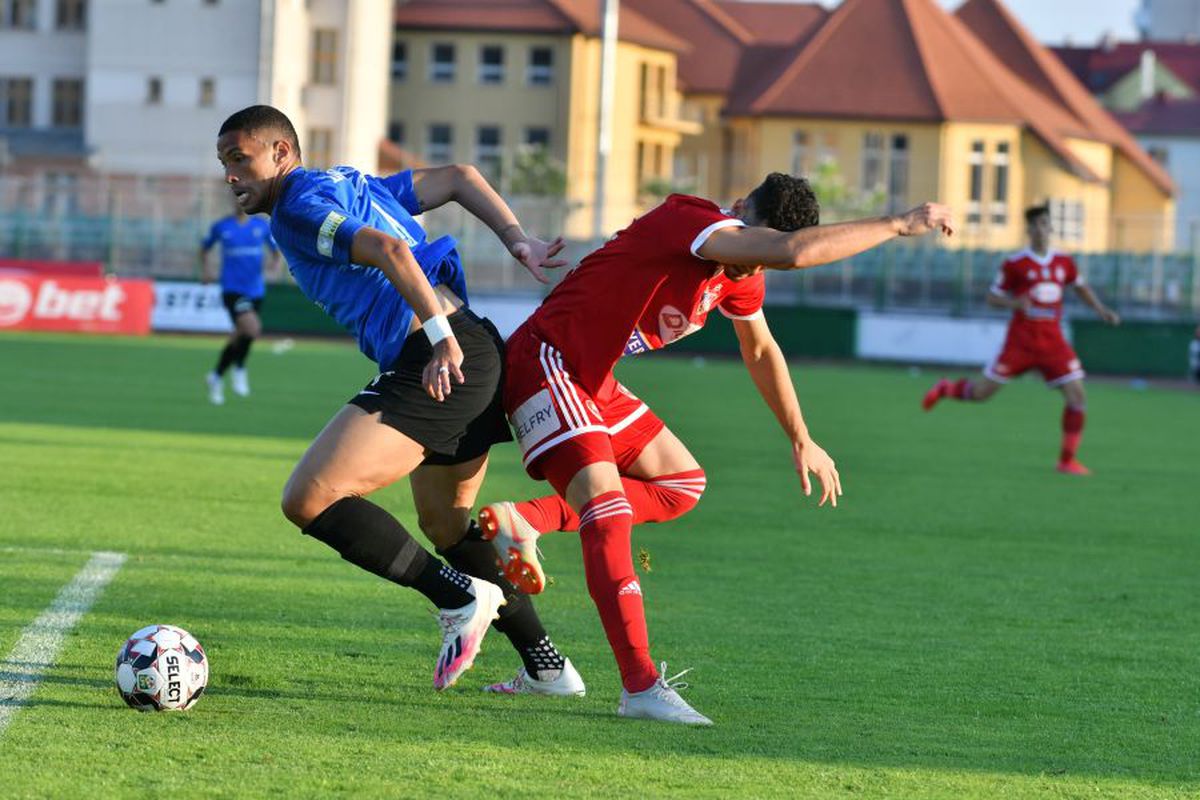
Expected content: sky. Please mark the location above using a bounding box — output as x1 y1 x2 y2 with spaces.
803 0 1144 46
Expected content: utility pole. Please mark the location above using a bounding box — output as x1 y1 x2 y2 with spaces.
593 0 618 242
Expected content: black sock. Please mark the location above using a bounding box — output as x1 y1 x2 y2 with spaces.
302 497 474 609
214 341 239 376
233 335 254 368
439 523 566 676
409 559 475 610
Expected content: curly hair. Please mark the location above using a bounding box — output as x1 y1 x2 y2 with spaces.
746 172 820 231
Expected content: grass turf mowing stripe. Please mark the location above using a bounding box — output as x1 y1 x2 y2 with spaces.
0 551 126 735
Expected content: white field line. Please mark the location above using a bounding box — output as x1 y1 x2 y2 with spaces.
0 551 126 735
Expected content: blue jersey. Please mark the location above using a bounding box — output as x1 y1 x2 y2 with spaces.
269 167 467 369
201 215 277 298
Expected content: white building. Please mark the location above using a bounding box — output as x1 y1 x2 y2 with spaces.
0 0 391 179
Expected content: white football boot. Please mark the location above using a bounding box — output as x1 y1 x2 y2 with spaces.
432 577 505 691
618 663 712 726
478 501 546 594
483 658 586 697
205 371 225 405
231 367 251 397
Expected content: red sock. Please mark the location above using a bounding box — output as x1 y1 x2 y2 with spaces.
577 491 657 693
950 378 974 400
1060 405 1085 463
516 469 707 533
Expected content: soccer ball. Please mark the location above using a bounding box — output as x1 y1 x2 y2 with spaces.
114 624 209 711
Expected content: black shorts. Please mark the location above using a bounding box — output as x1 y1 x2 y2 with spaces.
348 308 514 466
222 292 263 322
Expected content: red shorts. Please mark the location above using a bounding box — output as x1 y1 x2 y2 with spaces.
985 325 1084 387
503 325 665 480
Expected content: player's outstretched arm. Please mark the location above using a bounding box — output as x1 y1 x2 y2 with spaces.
410 164 566 283
700 203 955 271
351 226 465 401
732 314 842 507
1074 284 1120 326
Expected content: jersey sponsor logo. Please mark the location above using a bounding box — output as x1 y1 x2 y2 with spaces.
624 328 650 356
697 285 722 314
0 279 33 326
510 389 560 453
317 211 348 257
1029 282 1063 304
658 304 701 345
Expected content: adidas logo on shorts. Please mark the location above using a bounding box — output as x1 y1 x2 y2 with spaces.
618 579 643 597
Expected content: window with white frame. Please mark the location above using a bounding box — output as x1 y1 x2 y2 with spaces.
308 128 333 169
791 131 809 176
527 46 553 86
311 29 338 85
0 77 32 126
198 77 215 108
391 39 407 81
1 0 36 29
146 76 162 106
861 132 883 192
52 78 84 127
991 142 1009 226
430 43 456 83
524 127 550 149
967 140 984 225
888 134 909 213
1049 198 1085 244
479 45 504 85
427 123 453 163
55 0 85 30
476 125 502 182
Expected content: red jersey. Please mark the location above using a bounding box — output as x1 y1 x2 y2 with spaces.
527 194 763 393
990 249 1082 329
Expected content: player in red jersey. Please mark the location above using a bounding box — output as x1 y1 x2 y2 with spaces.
476 173 954 723
922 204 1120 474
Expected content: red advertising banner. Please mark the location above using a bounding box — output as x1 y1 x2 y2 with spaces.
0 275 154 335
0 258 106 279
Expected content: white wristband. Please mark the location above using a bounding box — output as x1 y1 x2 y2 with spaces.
423 314 454 346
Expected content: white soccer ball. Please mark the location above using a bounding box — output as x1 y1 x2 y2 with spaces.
114 624 209 712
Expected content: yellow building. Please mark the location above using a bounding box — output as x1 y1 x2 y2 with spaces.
391 0 699 237
634 0 1175 253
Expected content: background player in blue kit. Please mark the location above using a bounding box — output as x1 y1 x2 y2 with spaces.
215 105 582 693
200 197 281 404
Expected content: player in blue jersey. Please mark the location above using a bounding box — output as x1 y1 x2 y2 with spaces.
200 197 281 404
215 105 583 693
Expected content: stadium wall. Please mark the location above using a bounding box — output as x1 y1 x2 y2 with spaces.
152 282 1196 378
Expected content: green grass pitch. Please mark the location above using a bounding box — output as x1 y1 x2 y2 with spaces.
0 330 1196 799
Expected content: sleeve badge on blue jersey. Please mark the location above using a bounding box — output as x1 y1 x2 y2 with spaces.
317 210 348 257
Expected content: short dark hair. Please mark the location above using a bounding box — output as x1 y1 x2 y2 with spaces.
1025 204 1050 224
219 105 302 160
746 172 819 231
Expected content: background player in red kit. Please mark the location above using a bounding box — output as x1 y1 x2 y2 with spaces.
923 204 1120 475
478 173 955 724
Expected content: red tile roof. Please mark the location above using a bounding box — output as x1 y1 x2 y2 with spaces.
393 0 688 54
711 1 828 46
624 1 826 93
1114 96 1200 136
1050 41 1200 94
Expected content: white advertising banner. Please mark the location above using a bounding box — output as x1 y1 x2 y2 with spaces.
857 312 1015 365
152 281 233 333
